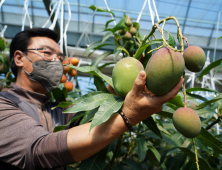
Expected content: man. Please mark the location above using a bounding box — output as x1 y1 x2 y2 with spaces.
0 28 184 170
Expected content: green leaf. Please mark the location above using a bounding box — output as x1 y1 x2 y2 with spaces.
98 62 115 70
186 87 219 94
53 111 85 132
138 33 144 42
214 60 222 77
72 91 104 104
88 5 115 17
105 19 115 29
0 38 6 51
134 39 163 59
162 132 185 147
79 146 108 170
83 40 103 55
186 92 208 102
143 116 162 139
197 127 222 154
63 93 113 113
218 36 222 39
142 130 162 140
143 45 152 68
183 159 197 170
196 93 222 110
156 111 173 119
113 50 121 61
164 29 176 48
88 43 112 58
170 152 188 170
147 145 162 167
194 138 212 155
90 95 124 132
93 75 109 92
117 46 130 56
51 87 67 102
91 51 113 67
51 101 72 110
80 107 99 125
102 32 113 43
123 158 143 170
179 147 212 170
69 65 114 88
133 22 140 31
196 107 215 119
160 147 177 165
167 93 184 107
109 17 126 33
135 135 147 162
196 59 222 80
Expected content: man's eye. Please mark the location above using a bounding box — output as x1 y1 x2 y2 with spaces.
44 51 52 55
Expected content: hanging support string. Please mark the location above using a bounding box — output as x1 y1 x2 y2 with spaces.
69 0 103 57
42 0 71 55
137 0 147 23
0 0 5 9
0 0 7 38
0 25 7 38
137 0 159 25
104 0 116 25
21 0 33 31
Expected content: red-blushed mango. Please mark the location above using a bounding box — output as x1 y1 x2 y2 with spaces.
145 47 185 95
173 107 201 138
183 45 206 72
112 57 144 97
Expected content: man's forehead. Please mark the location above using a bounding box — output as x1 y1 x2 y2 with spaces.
29 37 60 50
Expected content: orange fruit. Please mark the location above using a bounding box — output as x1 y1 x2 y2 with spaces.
60 74 67 83
63 66 71 74
64 81 73 92
69 57 79 66
68 69 77 77
62 59 71 74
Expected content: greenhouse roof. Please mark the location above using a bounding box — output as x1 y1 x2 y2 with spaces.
1 0 222 50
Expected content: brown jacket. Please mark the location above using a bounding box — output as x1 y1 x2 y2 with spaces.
0 83 76 170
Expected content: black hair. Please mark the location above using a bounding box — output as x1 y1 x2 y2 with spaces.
10 28 59 78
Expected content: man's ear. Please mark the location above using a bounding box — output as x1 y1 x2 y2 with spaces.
14 50 24 67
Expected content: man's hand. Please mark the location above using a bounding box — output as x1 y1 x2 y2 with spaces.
122 71 184 126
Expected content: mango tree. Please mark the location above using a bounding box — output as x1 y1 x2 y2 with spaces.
55 7 222 170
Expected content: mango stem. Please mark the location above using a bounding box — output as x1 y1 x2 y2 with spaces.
183 72 187 107
192 138 200 170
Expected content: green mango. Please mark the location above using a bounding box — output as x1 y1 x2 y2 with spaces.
112 57 144 97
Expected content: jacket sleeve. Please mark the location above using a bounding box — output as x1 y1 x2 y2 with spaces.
0 97 74 170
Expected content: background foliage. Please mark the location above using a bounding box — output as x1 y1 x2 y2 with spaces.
1 6 222 170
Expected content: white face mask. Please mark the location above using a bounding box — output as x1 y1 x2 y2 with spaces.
22 54 63 93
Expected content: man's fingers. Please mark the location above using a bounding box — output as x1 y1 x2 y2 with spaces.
131 71 147 95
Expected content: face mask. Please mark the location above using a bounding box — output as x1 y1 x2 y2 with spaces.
22 54 63 93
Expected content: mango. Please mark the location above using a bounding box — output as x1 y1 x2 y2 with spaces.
173 107 201 138
183 45 206 72
145 47 185 95
112 57 144 97
129 27 137 36
118 28 126 35
124 32 132 41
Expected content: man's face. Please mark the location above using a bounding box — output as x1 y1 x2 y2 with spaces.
22 36 62 73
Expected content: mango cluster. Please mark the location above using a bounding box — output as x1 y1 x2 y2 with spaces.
61 57 79 92
118 16 138 57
